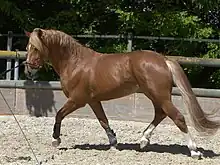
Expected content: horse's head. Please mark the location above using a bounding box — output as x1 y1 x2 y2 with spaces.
24 28 48 79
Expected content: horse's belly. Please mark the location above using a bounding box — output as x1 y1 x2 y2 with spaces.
90 83 139 101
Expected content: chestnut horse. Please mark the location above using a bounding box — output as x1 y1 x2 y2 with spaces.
24 28 220 159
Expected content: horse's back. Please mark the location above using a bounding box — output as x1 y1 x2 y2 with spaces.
86 50 171 101
87 52 138 100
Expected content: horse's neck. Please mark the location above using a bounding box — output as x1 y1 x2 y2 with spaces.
48 45 96 76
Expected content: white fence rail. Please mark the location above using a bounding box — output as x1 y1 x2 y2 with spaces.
0 80 220 98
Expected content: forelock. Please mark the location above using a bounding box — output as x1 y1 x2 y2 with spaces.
29 31 48 55
29 34 42 50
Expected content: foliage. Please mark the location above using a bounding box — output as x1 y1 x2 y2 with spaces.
0 0 220 88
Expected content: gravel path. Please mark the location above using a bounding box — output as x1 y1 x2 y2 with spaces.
0 115 220 165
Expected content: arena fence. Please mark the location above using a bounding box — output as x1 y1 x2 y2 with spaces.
0 32 220 119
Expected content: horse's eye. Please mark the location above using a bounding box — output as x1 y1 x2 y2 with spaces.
31 46 37 51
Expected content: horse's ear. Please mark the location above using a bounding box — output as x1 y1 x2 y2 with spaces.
33 28 43 38
24 30 31 37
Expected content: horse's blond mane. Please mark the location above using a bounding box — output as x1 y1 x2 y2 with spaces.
29 29 88 57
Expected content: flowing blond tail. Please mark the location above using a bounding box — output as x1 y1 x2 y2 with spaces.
165 59 220 135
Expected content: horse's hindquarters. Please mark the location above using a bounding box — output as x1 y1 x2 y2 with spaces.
129 51 173 103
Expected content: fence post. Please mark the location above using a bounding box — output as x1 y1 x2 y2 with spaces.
127 32 133 52
14 50 19 80
127 32 137 116
6 31 13 80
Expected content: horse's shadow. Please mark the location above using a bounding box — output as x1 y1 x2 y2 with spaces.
59 143 219 158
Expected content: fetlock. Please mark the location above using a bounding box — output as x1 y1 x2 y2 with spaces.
105 128 117 146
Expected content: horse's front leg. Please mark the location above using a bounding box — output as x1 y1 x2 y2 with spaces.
52 98 85 147
89 101 117 147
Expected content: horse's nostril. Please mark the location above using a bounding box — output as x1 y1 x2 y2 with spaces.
28 70 32 75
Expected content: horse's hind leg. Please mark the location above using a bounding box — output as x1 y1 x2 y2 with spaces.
137 85 201 157
161 100 202 159
140 104 167 149
133 59 201 158
89 101 117 147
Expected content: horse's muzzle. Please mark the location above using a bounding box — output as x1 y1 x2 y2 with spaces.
24 62 39 80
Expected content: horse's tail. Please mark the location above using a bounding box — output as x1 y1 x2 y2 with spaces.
165 59 220 135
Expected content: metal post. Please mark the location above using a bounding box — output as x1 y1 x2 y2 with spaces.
127 32 136 115
6 31 13 80
127 32 133 52
14 50 19 80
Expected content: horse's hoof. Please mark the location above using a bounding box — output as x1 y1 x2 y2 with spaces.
110 145 117 151
106 128 117 147
109 137 118 147
140 137 150 150
190 150 203 160
52 138 61 147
